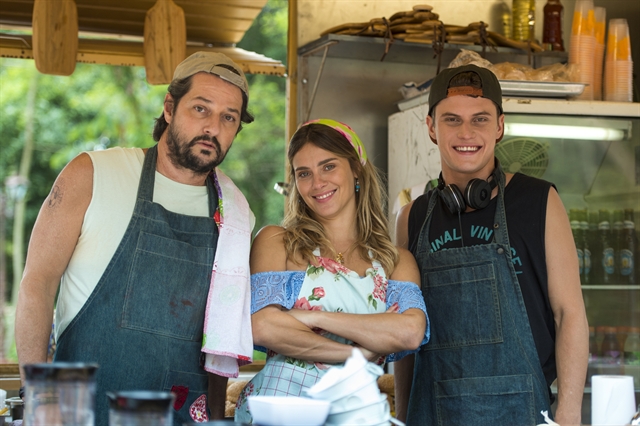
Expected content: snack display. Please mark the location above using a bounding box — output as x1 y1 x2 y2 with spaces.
451 49 578 82
319 4 545 52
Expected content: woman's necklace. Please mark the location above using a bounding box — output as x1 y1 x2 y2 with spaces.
333 242 357 265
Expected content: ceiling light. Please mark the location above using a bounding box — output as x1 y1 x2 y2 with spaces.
504 123 627 141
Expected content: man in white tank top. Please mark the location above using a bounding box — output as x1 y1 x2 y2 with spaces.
16 52 255 424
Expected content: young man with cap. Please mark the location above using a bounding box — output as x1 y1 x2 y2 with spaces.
394 64 589 425
16 52 256 425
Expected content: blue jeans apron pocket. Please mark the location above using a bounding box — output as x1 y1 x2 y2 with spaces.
122 232 213 341
435 374 535 426
423 261 503 350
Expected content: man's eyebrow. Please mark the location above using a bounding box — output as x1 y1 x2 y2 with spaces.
191 96 240 115
193 96 212 104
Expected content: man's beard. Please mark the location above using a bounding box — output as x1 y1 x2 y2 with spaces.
165 123 226 174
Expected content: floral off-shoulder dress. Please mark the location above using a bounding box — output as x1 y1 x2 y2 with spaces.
234 250 429 423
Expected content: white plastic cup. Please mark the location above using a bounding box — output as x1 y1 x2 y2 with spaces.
591 375 636 425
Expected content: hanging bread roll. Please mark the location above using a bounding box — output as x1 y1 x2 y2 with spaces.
413 4 434 12
320 21 369 36
487 30 544 52
390 16 423 26
389 10 415 21
414 11 438 21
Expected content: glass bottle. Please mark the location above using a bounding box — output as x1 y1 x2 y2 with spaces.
543 0 565 51
613 209 624 283
601 326 622 375
624 327 640 388
599 210 615 284
570 209 584 279
512 0 536 41
588 210 601 283
580 209 591 284
619 209 636 284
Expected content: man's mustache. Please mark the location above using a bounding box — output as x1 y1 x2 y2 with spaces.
189 135 220 150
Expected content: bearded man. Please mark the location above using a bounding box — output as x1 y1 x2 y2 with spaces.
16 52 256 425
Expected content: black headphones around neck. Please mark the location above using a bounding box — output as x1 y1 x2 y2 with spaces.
437 159 503 214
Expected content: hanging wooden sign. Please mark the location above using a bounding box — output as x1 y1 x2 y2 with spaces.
144 0 187 85
32 0 78 76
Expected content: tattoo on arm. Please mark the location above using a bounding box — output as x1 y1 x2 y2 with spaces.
47 185 63 208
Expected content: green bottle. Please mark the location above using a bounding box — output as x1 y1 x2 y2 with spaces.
619 209 636 284
599 210 615 284
587 211 601 284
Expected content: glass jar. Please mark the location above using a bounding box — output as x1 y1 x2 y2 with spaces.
23 362 98 426
107 391 175 426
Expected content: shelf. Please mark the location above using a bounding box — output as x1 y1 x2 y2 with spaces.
582 285 640 290
298 34 568 65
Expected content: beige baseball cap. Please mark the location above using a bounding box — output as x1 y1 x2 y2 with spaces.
172 51 249 98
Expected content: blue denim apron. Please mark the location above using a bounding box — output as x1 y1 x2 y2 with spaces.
55 145 219 426
407 171 551 426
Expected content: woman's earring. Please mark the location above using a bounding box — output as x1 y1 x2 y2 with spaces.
355 178 360 193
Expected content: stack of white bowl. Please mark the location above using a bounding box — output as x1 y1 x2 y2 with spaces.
305 349 394 426
568 0 595 100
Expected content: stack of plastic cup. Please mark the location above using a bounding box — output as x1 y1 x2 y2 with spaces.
569 0 595 100
593 7 606 100
604 18 633 102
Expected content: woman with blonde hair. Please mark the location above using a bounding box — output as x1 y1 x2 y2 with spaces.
234 119 429 423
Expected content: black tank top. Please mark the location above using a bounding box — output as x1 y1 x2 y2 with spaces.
408 173 558 386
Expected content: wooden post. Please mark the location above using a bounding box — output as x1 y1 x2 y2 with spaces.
144 0 187 85
32 0 78 76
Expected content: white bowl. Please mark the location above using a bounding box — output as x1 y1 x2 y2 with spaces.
326 393 389 425
306 362 384 402
326 413 391 426
328 379 382 413
247 396 330 426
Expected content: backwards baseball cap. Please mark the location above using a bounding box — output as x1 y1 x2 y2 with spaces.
428 64 502 116
172 51 249 98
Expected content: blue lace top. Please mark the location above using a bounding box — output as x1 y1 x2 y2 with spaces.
250 270 430 362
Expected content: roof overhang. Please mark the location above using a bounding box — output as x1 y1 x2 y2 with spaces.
0 0 286 81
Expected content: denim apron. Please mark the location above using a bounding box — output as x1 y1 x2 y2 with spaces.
55 145 219 426
407 171 551 426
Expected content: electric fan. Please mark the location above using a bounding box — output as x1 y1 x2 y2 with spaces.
495 137 549 178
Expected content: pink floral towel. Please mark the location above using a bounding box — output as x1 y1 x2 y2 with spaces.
202 168 254 377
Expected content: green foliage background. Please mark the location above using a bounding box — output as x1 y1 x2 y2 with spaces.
0 1 288 360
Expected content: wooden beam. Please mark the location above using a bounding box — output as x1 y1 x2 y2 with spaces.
0 35 286 79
